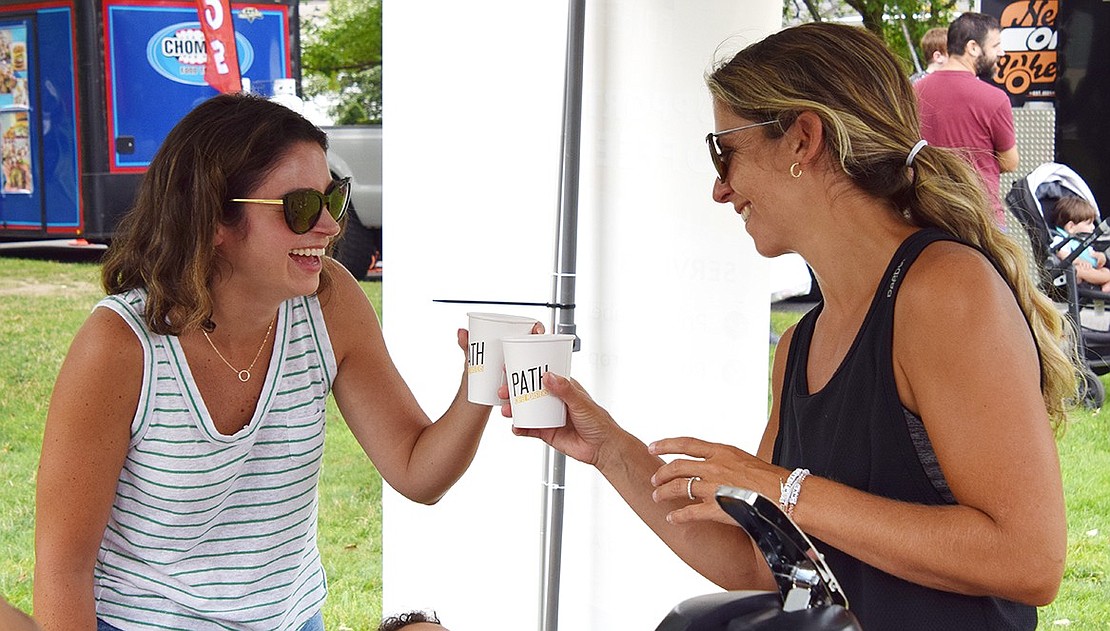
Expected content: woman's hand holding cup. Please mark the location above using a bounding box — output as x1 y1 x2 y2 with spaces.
502 373 619 467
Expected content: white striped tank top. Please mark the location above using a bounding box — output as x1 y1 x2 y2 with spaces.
93 288 336 630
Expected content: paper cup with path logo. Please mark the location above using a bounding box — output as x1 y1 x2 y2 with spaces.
501 334 575 429
466 313 540 405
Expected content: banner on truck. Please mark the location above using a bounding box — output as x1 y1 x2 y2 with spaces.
108 2 287 170
983 0 1058 105
195 0 241 93
0 24 31 194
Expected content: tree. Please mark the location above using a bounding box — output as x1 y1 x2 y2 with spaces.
784 0 969 73
301 0 382 124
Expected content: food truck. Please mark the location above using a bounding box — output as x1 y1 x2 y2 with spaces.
980 0 1108 213
0 0 298 241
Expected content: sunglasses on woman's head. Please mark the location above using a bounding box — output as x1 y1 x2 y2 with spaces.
232 177 352 234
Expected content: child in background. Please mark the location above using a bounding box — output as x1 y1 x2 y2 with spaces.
1051 195 1110 292
909 27 948 83
378 610 449 631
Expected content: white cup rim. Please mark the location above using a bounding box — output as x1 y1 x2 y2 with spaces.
467 312 539 325
501 334 576 344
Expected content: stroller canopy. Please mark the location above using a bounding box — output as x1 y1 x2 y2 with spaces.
1007 162 1100 257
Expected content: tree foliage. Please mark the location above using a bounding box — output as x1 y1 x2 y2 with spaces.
784 0 967 73
299 0 967 123
301 0 382 124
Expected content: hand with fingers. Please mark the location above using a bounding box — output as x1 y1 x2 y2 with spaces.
460 321 545 397
501 372 618 467
648 436 787 527
455 328 469 354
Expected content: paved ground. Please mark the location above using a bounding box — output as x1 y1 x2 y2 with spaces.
0 239 107 264
772 298 817 313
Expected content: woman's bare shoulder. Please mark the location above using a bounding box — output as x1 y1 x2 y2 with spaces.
46 303 145 440
899 240 1016 312
894 239 1035 368
78 304 142 350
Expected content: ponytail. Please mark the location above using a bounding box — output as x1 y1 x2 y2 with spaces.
906 143 1075 432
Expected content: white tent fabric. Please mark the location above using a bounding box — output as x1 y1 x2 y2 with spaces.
769 253 814 302
382 2 781 629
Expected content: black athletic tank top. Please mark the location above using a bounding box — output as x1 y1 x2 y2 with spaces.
773 228 1036 630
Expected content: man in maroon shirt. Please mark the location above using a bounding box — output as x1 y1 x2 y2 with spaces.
915 13 1019 227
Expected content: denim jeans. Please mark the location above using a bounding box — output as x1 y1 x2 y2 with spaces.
97 611 324 630
299 610 325 631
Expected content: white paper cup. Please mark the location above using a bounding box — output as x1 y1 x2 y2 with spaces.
466 313 539 405
501 334 575 428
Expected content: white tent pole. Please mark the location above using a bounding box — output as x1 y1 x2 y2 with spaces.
539 1 586 630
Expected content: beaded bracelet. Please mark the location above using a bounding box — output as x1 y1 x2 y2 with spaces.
778 467 810 518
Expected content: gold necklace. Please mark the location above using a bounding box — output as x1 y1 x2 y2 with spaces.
202 315 276 383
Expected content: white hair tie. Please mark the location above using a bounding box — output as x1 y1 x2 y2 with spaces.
906 139 928 167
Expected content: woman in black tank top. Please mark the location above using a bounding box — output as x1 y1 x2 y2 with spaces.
512 22 1075 631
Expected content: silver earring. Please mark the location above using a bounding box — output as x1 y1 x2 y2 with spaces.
790 162 802 178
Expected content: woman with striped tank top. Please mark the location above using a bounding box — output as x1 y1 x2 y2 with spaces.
33 93 518 630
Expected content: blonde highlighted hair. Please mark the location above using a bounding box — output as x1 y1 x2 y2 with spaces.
706 23 1075 431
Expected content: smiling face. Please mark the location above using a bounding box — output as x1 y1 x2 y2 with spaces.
216 141 341 300
709 101 798 257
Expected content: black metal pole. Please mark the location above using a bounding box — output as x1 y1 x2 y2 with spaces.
539 1 585 630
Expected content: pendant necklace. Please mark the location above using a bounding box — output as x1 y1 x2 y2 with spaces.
202 315 276 383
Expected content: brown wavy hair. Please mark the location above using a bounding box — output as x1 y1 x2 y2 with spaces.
101 93 336 336
706 22 1075 431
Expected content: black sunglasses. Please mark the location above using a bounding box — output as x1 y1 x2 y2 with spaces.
232 177 351 234
705 120 780 180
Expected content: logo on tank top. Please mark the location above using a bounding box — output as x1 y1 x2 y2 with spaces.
886 259 905 298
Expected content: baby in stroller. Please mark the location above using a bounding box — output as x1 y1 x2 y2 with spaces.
1051 196 1110 293
1006 161 1110 407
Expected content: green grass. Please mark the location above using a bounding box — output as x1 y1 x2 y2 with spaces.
0 260 104 612
1 262 1107 630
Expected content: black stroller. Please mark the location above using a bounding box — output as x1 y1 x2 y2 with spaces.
655 487 861 631
1006 162 1110 408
